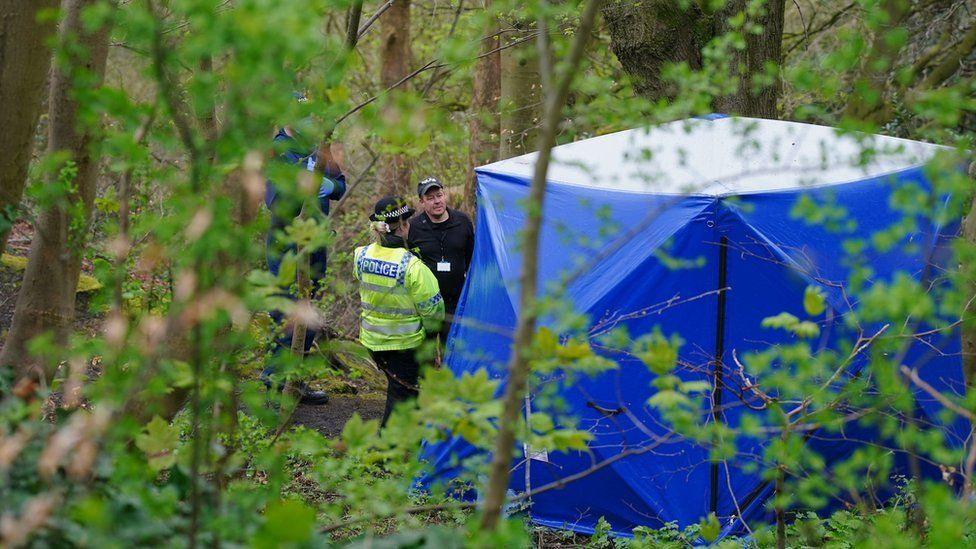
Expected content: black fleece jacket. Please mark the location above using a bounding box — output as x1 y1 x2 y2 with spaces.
408 208 474 312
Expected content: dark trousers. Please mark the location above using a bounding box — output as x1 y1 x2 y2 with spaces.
371 348 421 426
263 230 327 382
261 304 318 384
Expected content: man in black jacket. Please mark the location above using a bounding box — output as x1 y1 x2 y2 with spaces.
408 177 475 343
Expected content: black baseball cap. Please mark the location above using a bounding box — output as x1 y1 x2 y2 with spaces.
417 176 443 197
370 195 415 222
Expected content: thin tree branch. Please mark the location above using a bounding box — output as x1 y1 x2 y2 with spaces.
113 105 158 308
346 0 365 49
536 2 552 94
146 0 203 181
784 2 855 55
333 30 541 130
786 324 890 419
479 0 605 531
900 365 975 421
918 19 976 90
357 0 395 41
420 0 466 97
334 59 439 127
331 148 380 215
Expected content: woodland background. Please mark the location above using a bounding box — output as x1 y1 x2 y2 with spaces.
1 0 976 547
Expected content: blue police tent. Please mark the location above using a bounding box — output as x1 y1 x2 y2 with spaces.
423 116 964 536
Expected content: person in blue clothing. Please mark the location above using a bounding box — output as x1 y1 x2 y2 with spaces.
263 112 346 405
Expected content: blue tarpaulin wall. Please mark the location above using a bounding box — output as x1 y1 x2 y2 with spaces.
421 117 964 537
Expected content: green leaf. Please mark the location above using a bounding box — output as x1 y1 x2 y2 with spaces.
534 326 559 356
700 512 721 542
556 340 593 360
794 320 821 339
680 380 712 394
761 312 800 330
457 369 497 403
252 500 315 548
647 390 690 410
529 412 555 433
549 429 593 452
341 413 378 450
135 416 179 472
276 252 297 286
804 285 827 316
634 329 683 375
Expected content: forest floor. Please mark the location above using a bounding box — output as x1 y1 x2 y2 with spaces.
0 255 595 546
0 234 385 438
290 340 387 437
291 393 384 437
0 258 103 336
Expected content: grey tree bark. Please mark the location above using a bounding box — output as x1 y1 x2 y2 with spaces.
714 0 785 118
603 0 785 117
379 0 412 195
963 162 976 386
466 3 501 211
602 0 705 99
498 21 541 159
0 0 60 252
0 0 112 385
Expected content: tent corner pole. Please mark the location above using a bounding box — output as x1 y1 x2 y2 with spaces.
709 234 730 516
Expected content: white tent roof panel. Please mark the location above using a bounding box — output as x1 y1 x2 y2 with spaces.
477 116 947 196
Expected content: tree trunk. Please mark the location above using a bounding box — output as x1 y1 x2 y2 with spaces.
962 163 976 385
498 21 541 159
713 0 785 117
479 0 604 530
603 0 784 117
466 5 501 212
379 0 411 195
0 0 112 384
0 0 60 252
602 0 705 100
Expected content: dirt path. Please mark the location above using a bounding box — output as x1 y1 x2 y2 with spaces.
291 395 385 438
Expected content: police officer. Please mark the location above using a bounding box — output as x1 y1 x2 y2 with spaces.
408 177 474 342
355 196 445 426
262 105 345 405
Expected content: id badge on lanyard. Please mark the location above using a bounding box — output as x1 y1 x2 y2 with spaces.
436 229 451 272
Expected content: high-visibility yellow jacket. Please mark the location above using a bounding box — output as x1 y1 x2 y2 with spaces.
354 242 445 351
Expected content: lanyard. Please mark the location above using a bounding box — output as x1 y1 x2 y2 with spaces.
437 227 449 261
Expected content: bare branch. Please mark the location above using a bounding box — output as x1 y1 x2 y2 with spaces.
784 2 856 56
420 0 466 97
900 365 975 421
334 31 542 129
918 18 976 90
146 0 203 183
346 0 365 49
786 324 890 419
356 0 396 41
113 105 158 308
479 0 605 530
536 1 552 94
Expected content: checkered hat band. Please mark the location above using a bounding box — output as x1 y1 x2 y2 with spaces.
379 205 410 219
